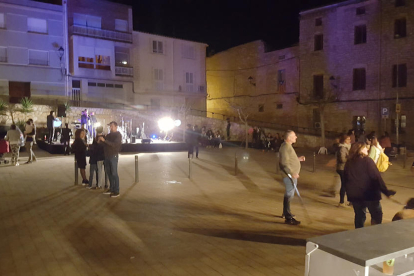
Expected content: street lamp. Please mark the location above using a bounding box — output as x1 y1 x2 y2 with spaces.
58 46 64 61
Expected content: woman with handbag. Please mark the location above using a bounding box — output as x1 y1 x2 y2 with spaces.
24 119 36 163
5 125 23 166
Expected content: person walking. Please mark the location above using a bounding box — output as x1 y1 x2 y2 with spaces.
71 129 89 185
47 111 56 144
61 123 72 155
98 121 122 197
24 119 36 163
344 142 396 229
336 134 351 207
279 130 305 225
5 125 23 166
185 124 194 158
368 136 383 165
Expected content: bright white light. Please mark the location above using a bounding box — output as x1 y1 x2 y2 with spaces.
122 61 128 65
158 117 175 131
174 120 181 127
94 122 101 127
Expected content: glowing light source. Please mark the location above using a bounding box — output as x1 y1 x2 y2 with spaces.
94 122 101 127
122 61 127 65
158 117 175 131
174 120 181 127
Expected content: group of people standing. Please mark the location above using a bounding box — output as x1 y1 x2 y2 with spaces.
252 127 283 152
4 119 37 166
279 129 396 228
71 121 122 197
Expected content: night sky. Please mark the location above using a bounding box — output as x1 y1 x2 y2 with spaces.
38 0 346 54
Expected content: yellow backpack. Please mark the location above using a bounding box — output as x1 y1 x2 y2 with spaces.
377 152 391 172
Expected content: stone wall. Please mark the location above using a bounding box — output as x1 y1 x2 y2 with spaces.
0 104 330 148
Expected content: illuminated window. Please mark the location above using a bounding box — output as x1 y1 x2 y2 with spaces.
394 18 406 38
115 46 130 66
353 68 366 90
27 18 47 33
152 40 163 54
354 25 367 44
95 55 110 70
392 64 407 87
314 34 323 51
78 56 94 69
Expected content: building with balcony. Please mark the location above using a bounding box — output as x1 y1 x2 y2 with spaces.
0 0 65 103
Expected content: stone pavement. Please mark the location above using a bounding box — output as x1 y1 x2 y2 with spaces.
1 145 414 276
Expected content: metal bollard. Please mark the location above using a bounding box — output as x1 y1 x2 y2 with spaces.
135 155 139 183
235 152 238 176
276 152 279 174
313 152 316 173
74 157 78 185
188 158 192 179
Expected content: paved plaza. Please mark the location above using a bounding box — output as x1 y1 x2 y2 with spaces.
1 145 414 276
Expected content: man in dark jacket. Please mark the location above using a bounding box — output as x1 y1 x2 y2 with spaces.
61 123 72 155
47 111 56 144
344 142 396 228
98 121 122 197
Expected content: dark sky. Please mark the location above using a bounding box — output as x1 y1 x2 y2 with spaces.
37 0 346 54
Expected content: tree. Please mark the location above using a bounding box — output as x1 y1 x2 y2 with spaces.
20 97 33 120
297 87 338 154
225 99 252 149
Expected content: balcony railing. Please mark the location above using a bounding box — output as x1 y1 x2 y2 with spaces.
72 88 81 107
70 25 132 43
115 66 133 77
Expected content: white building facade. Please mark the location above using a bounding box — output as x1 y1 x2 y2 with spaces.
0 0 65 103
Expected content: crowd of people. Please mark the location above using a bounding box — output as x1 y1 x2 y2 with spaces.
252 126 283 152
185 124 225 158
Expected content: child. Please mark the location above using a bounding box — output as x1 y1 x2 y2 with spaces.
71 129 89 185
87 134 105 189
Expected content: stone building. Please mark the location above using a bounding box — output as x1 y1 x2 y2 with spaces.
207 0 414 147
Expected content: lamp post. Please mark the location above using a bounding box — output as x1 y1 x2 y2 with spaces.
395 34 400 146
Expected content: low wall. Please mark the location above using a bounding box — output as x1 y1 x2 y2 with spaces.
0 104 330 148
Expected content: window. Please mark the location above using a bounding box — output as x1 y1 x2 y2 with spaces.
356 7 366 15
258 104 264 112
182 44 195 59
72 80 81 88
73 13 101 28
106 83 114 88
0 47 6 62
185 72 194 92
154 69 164 90
354 25 367 44
29 50 48 66
392 64 407 87
97 83 105 87
95 55 110 70
353 68 366 90
314 34 323 51
315 18 322 26
278 69 286 93
152 40 163 54
78 56 94 69
114 84 123 89
313 75 324 99
88 82 96 87
27 18 47 33
115 19 128 32
395 0 406 7
0 13 4 28
151 99 160 111
394 18 407 38
276 104 283 110
115 47 130 66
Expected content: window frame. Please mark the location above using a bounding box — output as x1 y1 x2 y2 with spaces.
28 49 49 66
315 18 322 26
314 34 324 51
354 24 367 45
152 40 164 54
356 7 366 15
392 64 407 88
27 17 48 34
394 18 407 39
352 68 366 91
313 74 324 99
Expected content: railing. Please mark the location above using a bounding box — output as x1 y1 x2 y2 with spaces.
115 66 133 77
70 25 132 43
72 88 81 107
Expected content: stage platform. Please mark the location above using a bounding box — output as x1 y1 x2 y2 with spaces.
36 139 187 154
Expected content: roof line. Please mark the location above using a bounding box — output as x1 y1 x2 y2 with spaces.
300 0 367 15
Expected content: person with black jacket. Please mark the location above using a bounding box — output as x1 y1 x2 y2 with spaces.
344 142 396 229
46 111 56 144
61 123 72 155
87 134 105 189
71 129 89 185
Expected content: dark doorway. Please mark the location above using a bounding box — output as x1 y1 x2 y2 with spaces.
9 81 30 103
